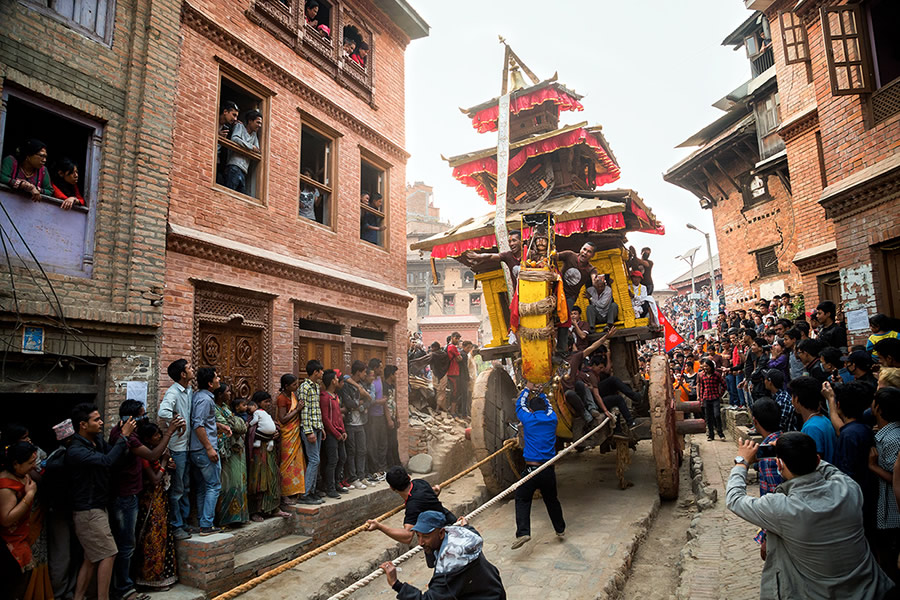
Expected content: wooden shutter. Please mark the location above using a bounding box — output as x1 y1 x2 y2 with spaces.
820 5 874 95
779 10 809 65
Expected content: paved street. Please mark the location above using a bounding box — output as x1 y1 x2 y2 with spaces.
676 434 764 600
240 443 661 600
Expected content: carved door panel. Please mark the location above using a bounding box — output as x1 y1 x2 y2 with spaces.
883 246 900 319
198 325 263 399
298 337 345 381
350 343 386 368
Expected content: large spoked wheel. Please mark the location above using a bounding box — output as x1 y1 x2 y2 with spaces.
470 366 524 496
649 355 681 500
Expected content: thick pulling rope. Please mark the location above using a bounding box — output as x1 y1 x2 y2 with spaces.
213 438 518 600
326 415 613 600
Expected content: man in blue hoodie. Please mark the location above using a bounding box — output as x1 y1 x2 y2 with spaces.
511 382 566 549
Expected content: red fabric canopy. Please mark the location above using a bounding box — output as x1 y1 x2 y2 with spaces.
471 87 584 133
451 128 621 204
428 213 627 259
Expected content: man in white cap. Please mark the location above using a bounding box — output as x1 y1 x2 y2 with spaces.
379 510 506 599
44 419 78 599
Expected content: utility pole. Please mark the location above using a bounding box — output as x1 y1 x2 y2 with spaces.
677 247 700 340
687 223 718 317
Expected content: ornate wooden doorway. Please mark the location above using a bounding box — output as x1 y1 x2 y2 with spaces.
198 325 263 399
193 283 272 399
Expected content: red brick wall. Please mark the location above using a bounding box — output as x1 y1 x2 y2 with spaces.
162 0 414 457
767 0 900 339
703 150 801 310
0 0 181 419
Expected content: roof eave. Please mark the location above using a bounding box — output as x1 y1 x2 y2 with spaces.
373 0 430 40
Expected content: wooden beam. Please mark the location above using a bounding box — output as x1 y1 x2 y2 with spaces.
776 168 793 196
712 157 741 193
731 145 758 172
700 164 729 200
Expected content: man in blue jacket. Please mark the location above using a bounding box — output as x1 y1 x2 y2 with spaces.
511 382 565 549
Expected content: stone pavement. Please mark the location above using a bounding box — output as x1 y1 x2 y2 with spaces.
238 443 661 600
676 433 764 600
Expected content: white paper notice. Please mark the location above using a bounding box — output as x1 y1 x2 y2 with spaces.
125 381 149 406
845 308 869 332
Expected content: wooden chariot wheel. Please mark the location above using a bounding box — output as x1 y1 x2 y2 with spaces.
470 366 525 497
648 354 682 500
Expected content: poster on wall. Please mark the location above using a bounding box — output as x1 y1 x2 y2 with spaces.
22 326 44 354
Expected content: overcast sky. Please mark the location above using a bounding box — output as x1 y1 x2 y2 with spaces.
404 0 753 287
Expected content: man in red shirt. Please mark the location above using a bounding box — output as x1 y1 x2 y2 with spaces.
446 332 463 417
319 369 348 499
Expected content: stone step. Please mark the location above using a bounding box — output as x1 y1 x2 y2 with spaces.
146 583 206 600
228 515 296 554
233 534 313 577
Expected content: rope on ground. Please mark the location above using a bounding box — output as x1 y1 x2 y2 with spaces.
212 438 518 600
326 415 614 600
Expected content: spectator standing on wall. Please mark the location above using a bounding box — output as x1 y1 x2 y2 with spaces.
190 367 224 535
157 359 194 541
299 360 326 504
340 361 370 490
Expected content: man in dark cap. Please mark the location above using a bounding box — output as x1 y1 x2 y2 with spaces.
843 350 877 389
379 511 506 599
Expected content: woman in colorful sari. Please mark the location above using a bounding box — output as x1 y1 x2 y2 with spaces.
277 374 306 505
247 391 290 521
1 425 52 600
132 422 177 591
214 383 249 527
0 441 39 598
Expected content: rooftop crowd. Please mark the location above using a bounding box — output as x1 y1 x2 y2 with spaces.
0 357 405 600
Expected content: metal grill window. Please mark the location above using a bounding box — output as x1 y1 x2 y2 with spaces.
755 247 779 278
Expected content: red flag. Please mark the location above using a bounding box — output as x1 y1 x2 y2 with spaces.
657 306 684 353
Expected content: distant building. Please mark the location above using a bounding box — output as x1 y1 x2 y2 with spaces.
666 2 900 345
667 254 723 297
406 182 491 345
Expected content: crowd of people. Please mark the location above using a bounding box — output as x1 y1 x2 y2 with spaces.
0 356 406 599
647 299 900 596
408 332 490 418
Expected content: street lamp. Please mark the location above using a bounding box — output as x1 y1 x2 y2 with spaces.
675 246 700 339
686 223 719 317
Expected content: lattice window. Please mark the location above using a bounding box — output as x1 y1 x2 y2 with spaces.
873 78 900 125
820 5 874 95
779 10 809 65
754 247 779 278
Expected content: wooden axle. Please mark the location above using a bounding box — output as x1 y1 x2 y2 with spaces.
675 400 701 414
675 419 708 435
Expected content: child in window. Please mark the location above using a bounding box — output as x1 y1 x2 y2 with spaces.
50 157 85 210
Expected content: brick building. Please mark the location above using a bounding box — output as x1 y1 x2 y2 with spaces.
406 182 491 344
0 0 180 445
665 12 801 311
757 0 900 344
161 0 427 459
667 0 900 344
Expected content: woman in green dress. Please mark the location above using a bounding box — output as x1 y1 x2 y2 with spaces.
214 383 249 526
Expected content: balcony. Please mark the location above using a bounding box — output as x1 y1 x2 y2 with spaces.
751 47 775 78
0 186 94 277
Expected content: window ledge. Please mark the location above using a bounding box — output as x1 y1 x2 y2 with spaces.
212 182 266 207
0 184 89 213
297 215 336 232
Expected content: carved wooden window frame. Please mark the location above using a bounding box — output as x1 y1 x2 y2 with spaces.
213 61 274 206
249 0 376 105
359 148 390 249
820 5 874 96
21 0 117 46
779 10 810 65
298 113 341 230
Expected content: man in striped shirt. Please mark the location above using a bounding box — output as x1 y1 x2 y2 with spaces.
764 369 796 432
300 360 325 503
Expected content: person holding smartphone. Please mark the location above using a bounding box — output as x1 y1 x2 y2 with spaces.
749 397 783 559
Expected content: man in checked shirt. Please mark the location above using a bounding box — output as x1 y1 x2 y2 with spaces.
696 359 727 440
749 397 783 559
299 360 325 504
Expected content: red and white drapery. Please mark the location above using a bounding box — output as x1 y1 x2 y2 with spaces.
470 87 584 133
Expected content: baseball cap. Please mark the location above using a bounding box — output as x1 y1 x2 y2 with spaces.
410 510 446 534
842 350 874 369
